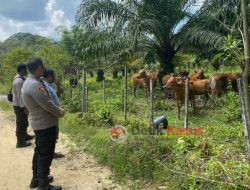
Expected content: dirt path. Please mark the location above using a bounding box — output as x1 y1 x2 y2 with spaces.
0 111 122 190
0 95 6 101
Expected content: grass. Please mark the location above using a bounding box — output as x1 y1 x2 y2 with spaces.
0 83 10 94
60 69 250 190
0 100 12 111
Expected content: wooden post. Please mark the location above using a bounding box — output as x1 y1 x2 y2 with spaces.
103 79 106 104
82 68 87 112
184 78 189 128
241 0 250 142
237 78 250 159
77 67 80 96
124 66 128 124
86 86 88 112
150 79 154 126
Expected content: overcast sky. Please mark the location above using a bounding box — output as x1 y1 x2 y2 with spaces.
0 0 205 42
0 0 81 42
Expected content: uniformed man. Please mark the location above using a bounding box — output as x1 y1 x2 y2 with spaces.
22 58 64 190
12 64 34 148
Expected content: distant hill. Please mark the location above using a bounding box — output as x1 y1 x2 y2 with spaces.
0 32 51 54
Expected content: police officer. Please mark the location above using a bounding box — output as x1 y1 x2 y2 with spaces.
22 58 64 190
12 64 34 148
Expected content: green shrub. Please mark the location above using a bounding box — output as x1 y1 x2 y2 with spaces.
61 91 82 112
154 100 169 111
221 92 241 123
95 105 114 126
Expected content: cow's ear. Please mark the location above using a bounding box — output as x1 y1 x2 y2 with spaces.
190 81 194 84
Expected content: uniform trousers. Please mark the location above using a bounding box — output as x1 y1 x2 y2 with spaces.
32 126 57 178
13 106 28 142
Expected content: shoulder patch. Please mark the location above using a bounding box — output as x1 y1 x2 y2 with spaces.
38 86 46 93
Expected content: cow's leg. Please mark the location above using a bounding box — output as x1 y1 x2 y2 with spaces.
210 77 216 103
192 98 196 110
211 90 216 103
218 90 222 98
204 93 209 106
133 86 137 98
177 101 180 119
232 81 238 92
143 86 149 103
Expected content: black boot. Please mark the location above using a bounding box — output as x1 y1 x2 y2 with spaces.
25 134 35 141
37 178 62 190
37 178 61 190
53 152 65 159
30 176 54 189
37 184 62 190
16 141 32 148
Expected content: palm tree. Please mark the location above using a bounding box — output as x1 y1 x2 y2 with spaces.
183 0 242 59
76 0 202 74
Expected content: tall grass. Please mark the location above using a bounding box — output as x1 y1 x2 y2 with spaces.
60 71 250 189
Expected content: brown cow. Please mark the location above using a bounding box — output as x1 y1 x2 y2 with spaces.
137 70 157 97
164 76 194 118
228 72 241 92
210 72 243 101
191 70 210 103
162 74 178 99
210 73 229 101
162 75 172 86
131 70 144 97
147 70 159 88
191 69 207 81
228 72 250 92
164 76 210 118
190 79 211 106
162 73 179 86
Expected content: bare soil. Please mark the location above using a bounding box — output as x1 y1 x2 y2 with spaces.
0 111 122 190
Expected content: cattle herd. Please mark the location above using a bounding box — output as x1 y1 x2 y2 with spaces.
132 69 244 118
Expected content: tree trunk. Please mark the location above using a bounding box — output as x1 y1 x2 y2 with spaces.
128 68 132 74
241 0 250 159
159 49 175 74
96 69 105 82
242 0 250 122
82 68 87 112
158 50 175 88
124 66 128 124
112 70 118 79
77 67 80 96
121 69 125 77
89 71 94 77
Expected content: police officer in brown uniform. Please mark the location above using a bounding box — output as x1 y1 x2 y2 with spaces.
22 58 64 190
